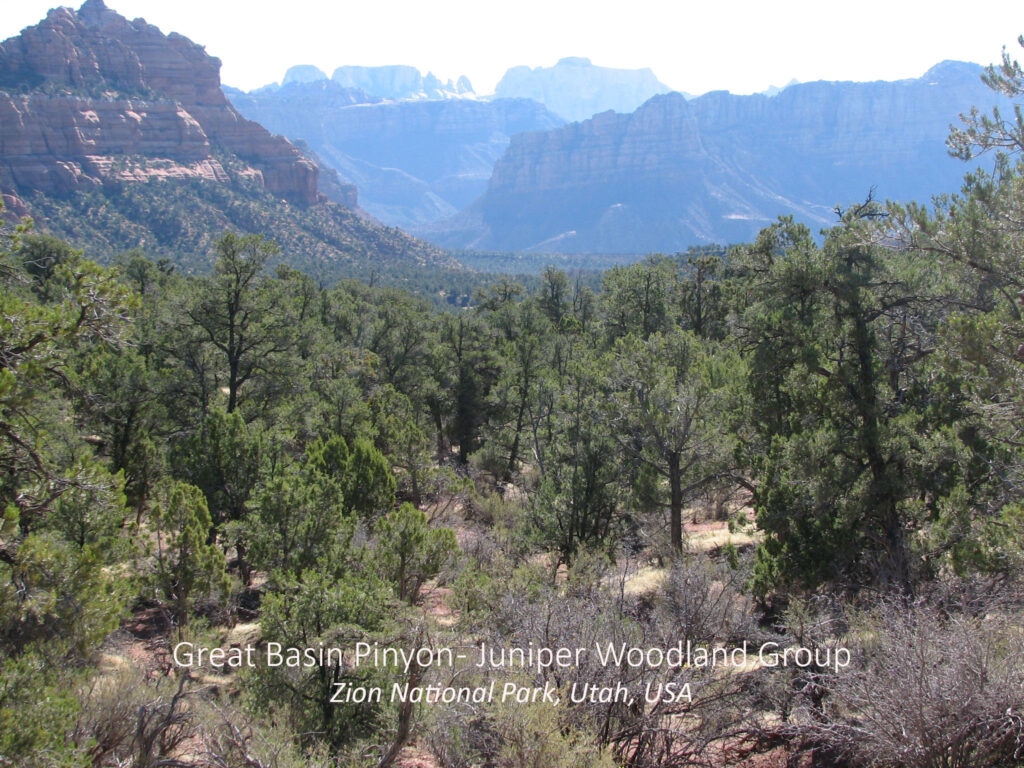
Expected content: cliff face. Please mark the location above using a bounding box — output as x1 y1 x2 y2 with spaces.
425 62 1007 254
494 57 674 122
0 0 319 205
229 84 564 228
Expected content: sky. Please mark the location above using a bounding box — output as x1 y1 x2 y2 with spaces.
1 0 1022 96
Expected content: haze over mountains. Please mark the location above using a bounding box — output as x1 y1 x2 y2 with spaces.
273 64 475 101
254 57 675 116
226 58 675 229
229 54 1007 255
494 57 676 121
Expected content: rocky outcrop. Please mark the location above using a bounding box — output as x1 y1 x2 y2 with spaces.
331 65 474 100
425 62 1008 254
0 0 319 205
228 84 564 227
494 57 673 122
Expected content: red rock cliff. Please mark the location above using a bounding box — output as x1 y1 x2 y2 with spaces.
0 0 319 204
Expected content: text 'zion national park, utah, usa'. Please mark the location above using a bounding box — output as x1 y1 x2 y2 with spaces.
1 1 1023 766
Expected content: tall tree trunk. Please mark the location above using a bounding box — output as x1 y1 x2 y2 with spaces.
378 644 423 767
848 278 912 595
668 452 683 552
227 355 239 413
504 398 527 482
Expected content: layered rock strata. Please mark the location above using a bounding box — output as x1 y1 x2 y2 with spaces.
0 0 319 205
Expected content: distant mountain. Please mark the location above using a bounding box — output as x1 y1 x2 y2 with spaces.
0 0 454 278
760 79 801 97
228 84 565 228
332 65 474 100
422 62 1006 254
283 64 329 85
493 57 675 121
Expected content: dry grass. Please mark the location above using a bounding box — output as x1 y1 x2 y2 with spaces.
686 524 760 553
621 565 668 595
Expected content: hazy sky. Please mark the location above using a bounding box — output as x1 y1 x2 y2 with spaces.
2 0 1022 95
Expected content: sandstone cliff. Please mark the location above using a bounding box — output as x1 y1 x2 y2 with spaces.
0 0 318 205
425 62 1008 254
283 65 329 86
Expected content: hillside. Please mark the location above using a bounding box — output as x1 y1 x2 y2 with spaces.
0 0 456 277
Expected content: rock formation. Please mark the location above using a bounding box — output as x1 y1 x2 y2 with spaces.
425 62 1008 254
0 0 456 280
494 57 673 122
0 0 319 206
282 64 328 85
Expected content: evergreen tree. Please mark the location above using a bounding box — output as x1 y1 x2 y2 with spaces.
606 329 742 552
741 208 969 594
150 482 229 629
376 503 458 603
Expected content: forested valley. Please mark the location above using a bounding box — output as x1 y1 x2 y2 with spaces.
2 40 1024 768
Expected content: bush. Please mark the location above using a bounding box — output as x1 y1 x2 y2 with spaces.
786 601 1024 768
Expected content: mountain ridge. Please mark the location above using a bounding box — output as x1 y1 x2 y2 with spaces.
420 60 1006 254
0 0 318 204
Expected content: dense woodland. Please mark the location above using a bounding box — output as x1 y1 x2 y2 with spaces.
2 43 1024 768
